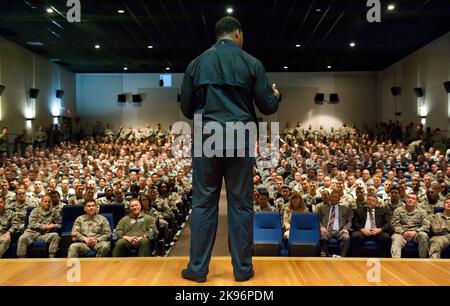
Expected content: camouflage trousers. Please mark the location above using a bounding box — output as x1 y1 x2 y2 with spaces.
16 231 60 257
391 232 429 258
68 241 110 258
429 234 450 259
0 235 11 257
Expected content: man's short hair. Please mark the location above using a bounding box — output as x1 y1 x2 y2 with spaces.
215 16 242 39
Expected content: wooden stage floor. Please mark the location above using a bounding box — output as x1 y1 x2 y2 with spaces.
1 257 449 286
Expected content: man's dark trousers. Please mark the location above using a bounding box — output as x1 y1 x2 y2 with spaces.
187 154 254 279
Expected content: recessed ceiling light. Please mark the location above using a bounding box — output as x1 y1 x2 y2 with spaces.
165 67 171 71
387 4 396 11
94 44 101 49
327 65 332 69
147 45 153 49
46 8 54 14
118 9 125 14
316 8 322 12
26 41 44 46
226 7 233 14
349 42 356 47
123 67 128 71
295 44 301 48
283 66 288 70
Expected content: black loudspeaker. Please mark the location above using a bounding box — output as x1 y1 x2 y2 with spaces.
413 87 424 97
395 112 402 116
132 94 142 103
329 93 339 104
159 79 164 87
0 85 5 96
118 94 127 103
56 89 65 99
314 93 324 105
444 81 450 93
390 86 400 96
177 94 181 102
29 88 39 99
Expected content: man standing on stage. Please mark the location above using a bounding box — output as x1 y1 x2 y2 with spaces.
180 16 280 282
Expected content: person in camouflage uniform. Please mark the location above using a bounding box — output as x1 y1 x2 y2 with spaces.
0 197 17 257
390 193 430 258
68 200 111 257
16 195 62 258
382 186 404 216
6 186 38 233
428 197 450 258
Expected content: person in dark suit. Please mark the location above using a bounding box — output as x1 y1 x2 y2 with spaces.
180 16 280 282
317 190 353 256
351 194 391 257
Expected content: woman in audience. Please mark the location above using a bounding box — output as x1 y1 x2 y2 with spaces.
283 192 308 239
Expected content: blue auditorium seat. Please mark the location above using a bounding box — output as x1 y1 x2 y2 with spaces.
402 241 419 258
59 205 85 257
434 207 444 214
99 204 125 227
253 212 282 256
288 212 320 257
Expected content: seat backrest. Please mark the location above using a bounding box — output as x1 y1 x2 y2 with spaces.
100 213 115 232
23 207 36 229
99 204 125 227
434 207 444 214
289 212 320 244
61 205 85 233
96 193 106 199
253 212 282 242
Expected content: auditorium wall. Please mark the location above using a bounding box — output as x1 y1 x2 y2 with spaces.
0 37 76 136
377 32 450 131
76 71 377 131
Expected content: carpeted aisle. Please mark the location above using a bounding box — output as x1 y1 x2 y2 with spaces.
169 181 230 256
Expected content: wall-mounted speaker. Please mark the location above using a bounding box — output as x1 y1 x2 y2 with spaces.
56 89 65 99
413 87 424 97
314 93 324 105
390 86 400 96
29 88 39 99
0 85 5 96
395 112 402 116
118 94 127 103
329 93 339 104
177 94 181 102
444 81 450 93
159 79 164 87
132 94 142 103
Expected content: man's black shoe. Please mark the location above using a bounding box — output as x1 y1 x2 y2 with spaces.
181 269 207 283
234 269 255 282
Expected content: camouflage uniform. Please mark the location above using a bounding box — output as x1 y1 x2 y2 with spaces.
96 197 115 205
68 214 111 257
418 199 444 215
429 213 450 258
274 197 289 213
391 206 430 258
68 196 85 206
381 198 404 216
16 207 62 257
254 204 277 212
0 209 17 257
6 200 38 233
112 213 158 257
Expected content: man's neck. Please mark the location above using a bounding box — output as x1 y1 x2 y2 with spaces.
406 205 416 212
